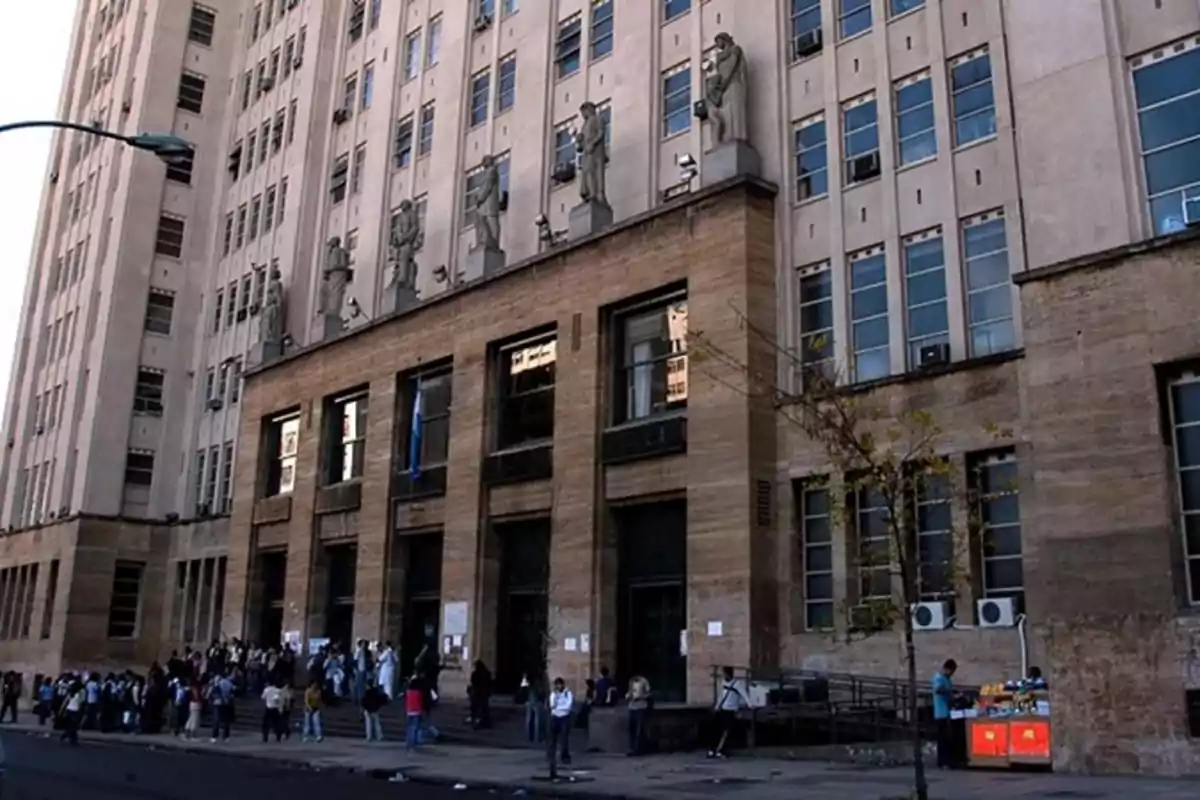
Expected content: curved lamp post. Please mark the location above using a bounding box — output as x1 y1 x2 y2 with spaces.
0 120 193 164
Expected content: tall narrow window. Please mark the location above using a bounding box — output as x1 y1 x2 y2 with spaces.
404 30 422 80
195 450 207 512
394 116 414 168
839 0 871 39
155 216 186 258
843 95 879 184
144 290 175 335
106 561 145 638
469 70 490 127
266 413 300 496
497 54 517 113
327 393 368 484
790 0 822 60
188 4 217 46
218 442 234 513
963 213 1014 356
495 335 557 450
950 48 996 146
664 0 690 22
418 103 435 156
913 467 953 602
248 195 261 241
235 204 247 248
426 16 442 66
662 64 691 138
793 114 828 200
1132 43 1200 235
555 16 582 78
177 72 206 114
971 450 1023 611
351 144 367 195
801 482 834 630
855 485 890 602
904 232 948 368
222 213 233 255
895 72 936 165
263 185 276 233
590 0 613 60
615 296 688 424
342 75 357 115
403 368 453 472
849 247 889 382
798 268 834 383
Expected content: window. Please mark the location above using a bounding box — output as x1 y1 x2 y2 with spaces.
404 30 422 81
351 144 367 194
235 205 247 249
251 3 262 40
284 36 295 77
205 446 219 508
503 0 519 14
849 247 889 383
963 213 1014 356
241 71 252 110
246 133 256 171
798 268 834 383
418 103 435 156
913 468 952 601
106 561 144 638
124 452 154 487
854 484 890 602
177 72 206 114
165 145 195 184
239 274 252 318
369 0 381 30
554 123 576 172
839 0 871 39
904 232 949 368
204 368 216 402
662 64 691 137
287 100 298 144
264 185 276 232
348 0 365 40
188 4 216 46
800 483 834 630
1132 43 1200 235
843 95 879 184
664 0 690 22
891 0 923 14
361 63 375 110
254 266 267 308
272 110 285 151
971 451 1023 610
155 216 185 258
212 289 223 333
791 0 821 59
469 70 490 127
144 290 174 335
342 75 358 115
326 393 368 484
463 155 511 216
269 49 281 84
266 413 300 496
230 359 243 404
556 16 582 78
225 281 238 328
394 116 414 168
278 178 288 225
260 121 271 161
134 369 165 415
248 196 261 241
404 368 452 470
427 17 442 67
497 54 516 113
478 0 496 19
895 73 936 165
496 334 557 451
591 0 613 60
221 213 233 255
794 115 827 200
330 154 349 203
950 49 996 146
218 442 234 513
615 297 688 424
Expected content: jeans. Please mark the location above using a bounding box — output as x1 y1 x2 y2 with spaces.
405 713 421 750
550 714 571 762
628 708 647 754
210 704 231 740
353 672 366 703
303 709 324 740
363 710 383 741
262 708 283 742
60 710 81 744
936 718 955 768
525 705 544 743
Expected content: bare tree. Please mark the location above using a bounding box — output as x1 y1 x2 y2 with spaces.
689 303 989 800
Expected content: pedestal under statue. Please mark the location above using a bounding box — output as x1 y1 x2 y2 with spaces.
568 101 614 241
697 32 761 185
468 154 507 277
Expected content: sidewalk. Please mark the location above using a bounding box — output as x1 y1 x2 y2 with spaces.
4 721 1198 799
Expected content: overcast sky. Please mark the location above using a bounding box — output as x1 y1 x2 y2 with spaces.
0 4 74 419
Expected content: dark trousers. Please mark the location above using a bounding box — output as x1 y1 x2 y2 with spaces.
211 704 232 740
713 709 736 754
470 694 491 729
628 708 647 754
60 710 81 744
1 697 17 722
550 714 571 762
261 708 283 742
935 718 954 768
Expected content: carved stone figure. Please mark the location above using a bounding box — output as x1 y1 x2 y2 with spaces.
473 155 502 251
260 268 285 345
319 236 351 316
388 200 422 289
575 101 608 205
703 32 749 150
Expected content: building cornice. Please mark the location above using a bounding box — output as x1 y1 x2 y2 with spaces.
1015 226 1200 287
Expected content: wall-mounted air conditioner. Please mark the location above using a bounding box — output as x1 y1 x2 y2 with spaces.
977 597 1017 628
912 601 952 631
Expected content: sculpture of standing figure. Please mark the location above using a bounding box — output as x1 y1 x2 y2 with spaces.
473 155 502 251
703 32 749 150
260 267 285 345
319 236 351 316
388 200 422 289
575 101 608 205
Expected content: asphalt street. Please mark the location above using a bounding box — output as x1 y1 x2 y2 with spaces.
0 732 503 799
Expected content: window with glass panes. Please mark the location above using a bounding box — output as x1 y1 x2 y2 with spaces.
794 114 827 200
890 0 923 15
1131 43 1200 236
496 54 517 112
342 74 357 115
404 29 421 80
849 247 889 383
267 414 300 496
194 450 207 515
950 49 996 146
855 485 890 601
801 483 834 630
839 0 871 39
554 123 576 171
470 70 490 127
913 467 952 601
495 335 557 450
218 442 234 513
662 64 691 137
664 0 689 22
418 103 435 156
106 561 144 638
591 0 613 60
264 185 276 232
394 116 414 167
1171 378 1200 604
895 72 936 165
205 445 219 508
843 95 878 183
326 393 368 484
144 290 174 335
962 212 1014 357
556 16 582 78
614 296 688 424
903 232 948 368
798 268 834 383
790 0 821 59
404 368 452 470
426 16 442 66
971 450 1023 610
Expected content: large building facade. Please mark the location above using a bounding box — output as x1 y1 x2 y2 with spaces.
2 0 1200 774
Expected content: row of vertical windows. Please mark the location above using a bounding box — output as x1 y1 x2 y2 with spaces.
229 103 296 183
212 267 268 335
223 179 287 255
250 0 301 46
242 27 307 113
555 1 614 80
194 441 236 516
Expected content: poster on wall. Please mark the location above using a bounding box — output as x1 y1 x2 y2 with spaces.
308 637 330 655
443 601 469 636
282 630 302 651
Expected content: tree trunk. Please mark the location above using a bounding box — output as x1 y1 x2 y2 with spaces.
905 617 929 800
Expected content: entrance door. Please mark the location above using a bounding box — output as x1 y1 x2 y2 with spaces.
258 550 287 647
325 543 357 648
400 533 443 676
494 519 550 694
625 582 686 702
400 598 440 677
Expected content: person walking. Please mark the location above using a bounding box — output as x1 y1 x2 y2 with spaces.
708 666 745 758
933 659 958 769
361 683 386 742
548 677 574 765
208 670 235 742
377 642 398 701
404 675 424 752
302 678 325 742
1 672 20 722
35 678 54 726
468 660 493 730
625 673 652 756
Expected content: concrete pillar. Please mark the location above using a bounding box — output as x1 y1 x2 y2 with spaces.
352 375 397 644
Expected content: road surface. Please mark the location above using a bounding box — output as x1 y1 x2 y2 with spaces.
0 732 502 799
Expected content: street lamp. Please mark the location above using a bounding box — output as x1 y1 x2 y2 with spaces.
0 120 193 165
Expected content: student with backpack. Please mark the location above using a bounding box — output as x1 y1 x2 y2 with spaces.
707 666 746 759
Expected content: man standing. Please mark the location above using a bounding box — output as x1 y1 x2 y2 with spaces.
932 659 958 769
208 670 235 743
625 674 652 756
548 677 574 766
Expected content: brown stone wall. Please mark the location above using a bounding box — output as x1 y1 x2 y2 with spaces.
230 178 780 701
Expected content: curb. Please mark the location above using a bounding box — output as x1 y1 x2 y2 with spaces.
11 729 637 799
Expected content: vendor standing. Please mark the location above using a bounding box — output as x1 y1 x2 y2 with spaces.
932 658 958 769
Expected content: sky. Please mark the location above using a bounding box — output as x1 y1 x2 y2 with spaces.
0 4 75 419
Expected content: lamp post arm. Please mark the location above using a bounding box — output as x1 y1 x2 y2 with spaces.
0 120 135 145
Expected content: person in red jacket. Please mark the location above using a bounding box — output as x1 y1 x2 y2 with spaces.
404 675 424 752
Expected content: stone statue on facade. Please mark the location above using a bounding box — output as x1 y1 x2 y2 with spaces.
260 267 285 345
319 236 351 317
473 155 502 252
575 101 608 205
388 200 422 290
703 32 749 150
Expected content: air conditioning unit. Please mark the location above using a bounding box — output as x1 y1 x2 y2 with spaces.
550 161 576 184
849 151 881 183
911 601 952 632
793 28 823 60
692 99 710 122
918 342 951 369
1185 195 1200 228
206 398 224 411
227 148 242 175
473 14 493 33
121 99 132 113
292 55 303 70
259 76 275 92
332 108 350 125
34 425 44 435
977 597 1017 628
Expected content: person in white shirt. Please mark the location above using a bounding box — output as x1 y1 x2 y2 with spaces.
60 682 86 745
548 677 574 765
261 679 286 743
707 666 745 759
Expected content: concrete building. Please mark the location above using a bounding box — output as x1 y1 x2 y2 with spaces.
2 0 1200 774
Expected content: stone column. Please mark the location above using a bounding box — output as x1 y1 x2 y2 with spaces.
352 376 398 644
222 412 267 638
280 400 323 645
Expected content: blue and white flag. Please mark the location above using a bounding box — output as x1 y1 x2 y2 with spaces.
409 384 423 480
